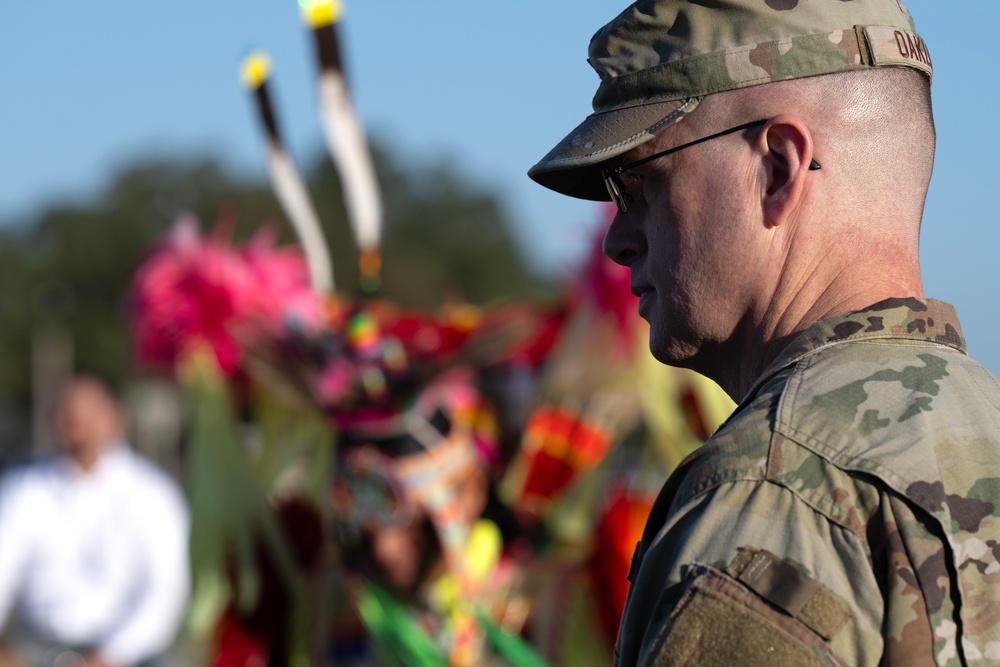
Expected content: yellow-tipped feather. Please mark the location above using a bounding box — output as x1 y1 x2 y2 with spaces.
240 51 271 89
300 0 342 28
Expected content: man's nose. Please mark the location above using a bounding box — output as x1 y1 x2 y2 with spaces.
603 213 644 267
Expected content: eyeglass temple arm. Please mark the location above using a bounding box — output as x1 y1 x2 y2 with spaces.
609 120 822 175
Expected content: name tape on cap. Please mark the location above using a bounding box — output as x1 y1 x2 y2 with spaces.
863 25 933 79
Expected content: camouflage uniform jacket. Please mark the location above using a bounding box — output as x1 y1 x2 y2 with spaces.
615 298 1000 667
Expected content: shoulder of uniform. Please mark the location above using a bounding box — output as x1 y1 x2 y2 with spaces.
776 342 1000 498
670 380 784 510
675 360 888 539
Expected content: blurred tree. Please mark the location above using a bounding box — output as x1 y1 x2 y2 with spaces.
0 142 553 453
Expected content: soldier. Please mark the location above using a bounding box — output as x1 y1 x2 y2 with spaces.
529 1 1000 666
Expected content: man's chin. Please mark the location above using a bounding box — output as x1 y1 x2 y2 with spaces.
648 333 698 369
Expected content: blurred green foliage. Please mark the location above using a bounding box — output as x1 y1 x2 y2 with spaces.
0 143 554 450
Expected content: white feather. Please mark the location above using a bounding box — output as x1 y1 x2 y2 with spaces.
266 142 336 293
317 71 382 252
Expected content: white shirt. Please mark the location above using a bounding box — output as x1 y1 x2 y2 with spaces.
0 445 190 666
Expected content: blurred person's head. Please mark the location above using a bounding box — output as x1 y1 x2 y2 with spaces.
55 376 126 471
333 445 449 601
360 512 443 601
333 370 496 601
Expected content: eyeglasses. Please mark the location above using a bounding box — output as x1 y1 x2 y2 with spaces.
601 118 821 214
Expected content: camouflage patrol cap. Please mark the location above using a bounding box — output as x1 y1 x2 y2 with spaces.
529 0 932 201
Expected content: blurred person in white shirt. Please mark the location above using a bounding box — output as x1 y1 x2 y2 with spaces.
0 376 189 667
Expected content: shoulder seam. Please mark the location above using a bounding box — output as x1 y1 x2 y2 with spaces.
673 478 874 552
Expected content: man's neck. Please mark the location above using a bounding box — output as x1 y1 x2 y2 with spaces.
714 284 925 402
68 440 118 473
689 326 799 403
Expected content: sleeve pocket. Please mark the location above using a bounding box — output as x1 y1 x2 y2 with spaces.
644 559 848 667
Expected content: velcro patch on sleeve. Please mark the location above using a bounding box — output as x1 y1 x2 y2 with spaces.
730 548 850 641
649 564 842 667
860 25 933 79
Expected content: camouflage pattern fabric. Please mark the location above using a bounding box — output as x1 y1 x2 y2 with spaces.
588 0 931 109
615 298 1000 666
529 0 932 201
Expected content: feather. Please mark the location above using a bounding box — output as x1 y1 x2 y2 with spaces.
265 144 335 293
303 1 384 292
241 51 335 293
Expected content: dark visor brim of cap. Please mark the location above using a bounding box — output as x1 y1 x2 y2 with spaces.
528 97 699 201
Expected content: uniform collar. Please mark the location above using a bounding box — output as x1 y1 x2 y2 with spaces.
740 297 965 406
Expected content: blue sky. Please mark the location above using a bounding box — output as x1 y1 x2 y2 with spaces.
2 1 999 373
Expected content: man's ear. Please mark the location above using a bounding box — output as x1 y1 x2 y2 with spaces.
758 115 816 229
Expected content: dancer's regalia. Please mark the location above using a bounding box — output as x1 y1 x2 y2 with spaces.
127 3 735 664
